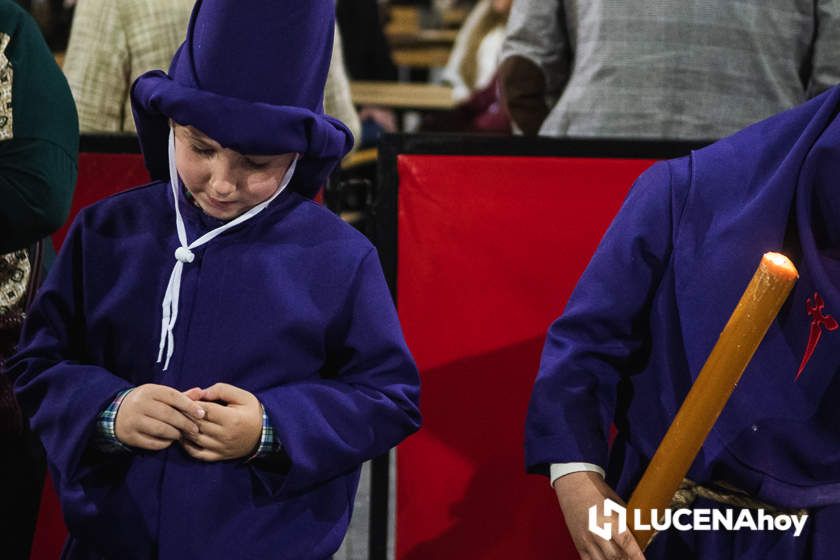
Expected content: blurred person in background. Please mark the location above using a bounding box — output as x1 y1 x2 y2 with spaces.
15 0 74 50
337 0 399 147
0 1 77 559
499 0 840 138
441 0 509 104
423 0 512 133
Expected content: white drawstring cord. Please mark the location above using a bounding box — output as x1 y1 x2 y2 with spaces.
157 130 298 370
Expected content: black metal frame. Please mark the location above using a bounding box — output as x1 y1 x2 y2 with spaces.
79 133 142 154
373 133 710 297
368 132 710 560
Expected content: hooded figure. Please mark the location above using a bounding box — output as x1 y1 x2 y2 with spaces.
527 86 840 558
6 2 421 559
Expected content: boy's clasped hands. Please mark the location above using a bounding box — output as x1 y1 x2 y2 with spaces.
113 383 264 461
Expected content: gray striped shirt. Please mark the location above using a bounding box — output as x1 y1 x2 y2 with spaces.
501 0 840 140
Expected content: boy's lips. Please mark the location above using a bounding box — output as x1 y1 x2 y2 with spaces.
206 197 237 209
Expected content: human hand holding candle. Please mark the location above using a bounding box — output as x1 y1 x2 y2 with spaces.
626 252 798 550
554 471 645 560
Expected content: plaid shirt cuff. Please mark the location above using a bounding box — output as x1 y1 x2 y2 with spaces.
95 388 133 453
249 406 282 460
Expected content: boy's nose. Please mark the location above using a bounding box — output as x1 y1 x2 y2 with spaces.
210 173 237 198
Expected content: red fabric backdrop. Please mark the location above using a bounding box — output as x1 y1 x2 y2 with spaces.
31 152 148 560
51 153 150 248
395 154 656 559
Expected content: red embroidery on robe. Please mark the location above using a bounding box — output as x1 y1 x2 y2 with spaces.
795 292 838 380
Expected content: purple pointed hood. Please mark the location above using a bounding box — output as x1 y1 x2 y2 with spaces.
130 0 353 197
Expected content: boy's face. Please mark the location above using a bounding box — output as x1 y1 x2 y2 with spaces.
173 124 296 220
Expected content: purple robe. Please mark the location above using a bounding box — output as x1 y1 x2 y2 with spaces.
6 182 421 559
526 85 840 558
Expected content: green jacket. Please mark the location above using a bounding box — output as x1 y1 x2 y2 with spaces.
0 0 77 254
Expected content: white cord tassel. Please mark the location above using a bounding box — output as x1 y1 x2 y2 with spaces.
157 130 297 370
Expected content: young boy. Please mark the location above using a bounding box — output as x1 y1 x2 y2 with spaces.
526 86 840 559
6 1 421 558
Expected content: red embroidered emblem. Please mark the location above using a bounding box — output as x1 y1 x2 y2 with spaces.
795 292 838 380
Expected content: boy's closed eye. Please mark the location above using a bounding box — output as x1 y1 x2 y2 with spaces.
243 157 270 169
189 141 270 170
190 143 215 157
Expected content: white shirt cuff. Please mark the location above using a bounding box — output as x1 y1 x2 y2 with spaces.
550 462 605 487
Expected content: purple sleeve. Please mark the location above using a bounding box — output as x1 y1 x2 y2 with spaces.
5 216 134 483
251 249 421 497
524 159 689 475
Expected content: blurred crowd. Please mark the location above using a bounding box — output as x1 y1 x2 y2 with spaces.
22 0 840 143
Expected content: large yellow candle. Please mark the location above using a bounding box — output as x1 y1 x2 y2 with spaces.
627 252 798 550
